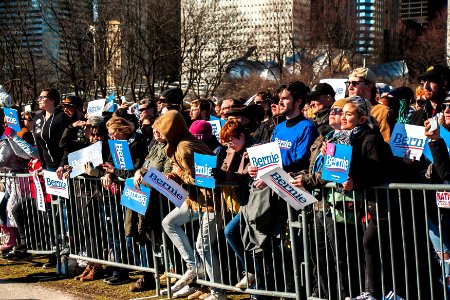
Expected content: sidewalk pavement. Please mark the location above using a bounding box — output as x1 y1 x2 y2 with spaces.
0 279 82 300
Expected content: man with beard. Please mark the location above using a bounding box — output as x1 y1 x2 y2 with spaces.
410 64 450 126
347 67 395 142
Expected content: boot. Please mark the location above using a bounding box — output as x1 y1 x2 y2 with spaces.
74 265 92 280
80 265 103 281
0 226 17 252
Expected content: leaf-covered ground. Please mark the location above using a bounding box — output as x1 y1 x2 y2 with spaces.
0 255 251 300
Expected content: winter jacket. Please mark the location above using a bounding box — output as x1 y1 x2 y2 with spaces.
33 109 72 170
370 103 395 143
152 110 215 211
125 140 171 241
218 134 259 206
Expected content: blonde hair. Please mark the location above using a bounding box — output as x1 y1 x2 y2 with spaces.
106 116 134 136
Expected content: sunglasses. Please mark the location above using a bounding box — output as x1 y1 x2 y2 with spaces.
417 100 426 107
346 80 366 87
441 103 450 111
330 107 343 115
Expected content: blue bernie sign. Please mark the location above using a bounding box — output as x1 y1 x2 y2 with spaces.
120 178 150 215
423 124 450 163
321 143 352 184
194 153 217 189
108 140 134 170
4 108 21 132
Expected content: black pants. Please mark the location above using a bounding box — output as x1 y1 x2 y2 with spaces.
311 211 360 299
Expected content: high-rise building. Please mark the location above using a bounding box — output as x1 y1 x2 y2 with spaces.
400 0 446 26
0 0 93 61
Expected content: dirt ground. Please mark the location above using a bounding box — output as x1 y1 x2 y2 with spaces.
0 255 252 300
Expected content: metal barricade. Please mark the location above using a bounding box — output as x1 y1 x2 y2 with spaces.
1 172 64 275
303 182 450 300
4 171 450 300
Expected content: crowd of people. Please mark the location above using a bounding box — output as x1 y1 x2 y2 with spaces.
0 64 449 300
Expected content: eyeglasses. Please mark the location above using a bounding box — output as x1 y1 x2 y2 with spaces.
346 81 366 87
62 105 75 110
329 107 343 115
38 96 49 100
138 108 147 112
441 103 450 111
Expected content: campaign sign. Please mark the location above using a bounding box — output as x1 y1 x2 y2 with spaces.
87 99 106 117
321 143 352 184
142 167 188 208
320 79 347 100
33 173 46 211
108 140 134 170
43 171 69 199
194 153 216 188
208 120 222 140
261 167 317 211
4 108 21 132
120 178 150 215
436 191 450 208
104 92 116 112
423 124 450 163
247 141 282 178
389 123 428 161
68 141 103 178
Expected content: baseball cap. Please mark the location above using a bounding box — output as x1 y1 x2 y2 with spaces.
308 83 336 100
418 64 450 84
61 96 82 107
349 67 377 83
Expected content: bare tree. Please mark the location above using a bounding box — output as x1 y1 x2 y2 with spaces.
180 0 248 98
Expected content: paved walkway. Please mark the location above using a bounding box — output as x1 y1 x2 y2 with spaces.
0 279 80 300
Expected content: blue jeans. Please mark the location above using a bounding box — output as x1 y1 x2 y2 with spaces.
126 236 148 267
162 202 221 291
224 212 262 276
428 215 450 293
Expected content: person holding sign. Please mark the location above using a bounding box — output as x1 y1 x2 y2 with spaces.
290 98 360 298
215 119 261 290
424 100 450 295
153 110 227 300
102 116 147 188
101 116 148 286
333 97 392 300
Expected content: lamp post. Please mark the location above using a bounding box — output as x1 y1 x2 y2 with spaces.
90 25 98 99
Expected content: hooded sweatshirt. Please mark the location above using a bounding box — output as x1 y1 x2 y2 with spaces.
152 110 215 211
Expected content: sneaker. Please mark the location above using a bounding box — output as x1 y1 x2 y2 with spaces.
204 291 226 300
345 292 376 300
104 275 130 285
170 268 197 293
235 272 256 288
173 285 198 298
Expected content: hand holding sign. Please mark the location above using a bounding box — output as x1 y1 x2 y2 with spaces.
4 108 21 132
247 142 282 179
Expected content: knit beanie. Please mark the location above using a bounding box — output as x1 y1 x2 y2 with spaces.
189 120 213 140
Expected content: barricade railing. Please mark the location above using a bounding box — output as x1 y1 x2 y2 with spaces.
0 172 65 275
3 171 450 300
304 182 450 300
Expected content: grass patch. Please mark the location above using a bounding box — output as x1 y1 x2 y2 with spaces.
0 255 251 299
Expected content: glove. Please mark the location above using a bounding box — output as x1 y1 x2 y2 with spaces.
84 162 100 177
3 127 16 138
